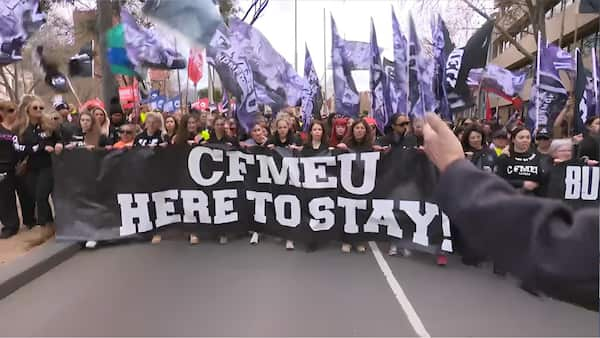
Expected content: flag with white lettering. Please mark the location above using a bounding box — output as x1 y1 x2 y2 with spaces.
301 45 323 132
331 15 360 118
228 18 305 109
408 14 436 118
207 25 259 132
445 20 494 113
391 8 408 115
370 18 388 133
431 14 454 120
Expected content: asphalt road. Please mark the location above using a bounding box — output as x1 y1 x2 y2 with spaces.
0 235 596 337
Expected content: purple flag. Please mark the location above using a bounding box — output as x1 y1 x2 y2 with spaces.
527 40 572 130
370 18 387 133
408 14 437 118
207 25 259 132
301 45 323 132
331 15 360 118
391 8 408 115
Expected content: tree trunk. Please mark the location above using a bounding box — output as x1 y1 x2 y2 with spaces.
97 0 118 108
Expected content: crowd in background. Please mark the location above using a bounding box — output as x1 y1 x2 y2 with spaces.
0 94 599 270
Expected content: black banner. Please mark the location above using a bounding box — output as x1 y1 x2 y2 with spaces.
52 145 452 253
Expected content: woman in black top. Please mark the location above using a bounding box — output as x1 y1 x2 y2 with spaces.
0 101 23 238
164 115 178 143
337 119 375 254
63 111 111 150
134 112 168 147
461 125 496 172
267 116 302 151
20 96 61 230
173 114 200 145
495 126 544 195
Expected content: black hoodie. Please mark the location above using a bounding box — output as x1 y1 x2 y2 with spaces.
495 150 545 194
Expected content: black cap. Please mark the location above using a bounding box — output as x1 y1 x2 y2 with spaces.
492 129 508 139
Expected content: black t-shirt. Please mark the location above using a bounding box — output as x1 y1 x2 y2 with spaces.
0 125 20 171
21 124 61 170
495 150 545 193
134 130 167 147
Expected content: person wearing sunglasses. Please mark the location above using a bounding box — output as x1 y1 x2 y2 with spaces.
377 114 417 149
112 124 137 149
19 96 62 232
0 101 23 238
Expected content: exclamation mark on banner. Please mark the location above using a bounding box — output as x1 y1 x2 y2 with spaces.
440 211 453 253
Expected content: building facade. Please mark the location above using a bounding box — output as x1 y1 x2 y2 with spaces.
486 0 598 123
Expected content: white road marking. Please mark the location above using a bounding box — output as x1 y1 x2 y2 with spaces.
368 241 431 338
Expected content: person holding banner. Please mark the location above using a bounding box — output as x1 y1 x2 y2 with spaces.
494 126 545 196
0 101 22 238
267 115 303 250
423 112 598 310
134 112 168 147
173 114 200 145
577 116 600 161
337 119 377 253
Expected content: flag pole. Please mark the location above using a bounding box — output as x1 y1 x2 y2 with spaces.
535 30 541 131
593 47 599 110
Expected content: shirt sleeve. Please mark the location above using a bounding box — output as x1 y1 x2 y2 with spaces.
435 159 599 310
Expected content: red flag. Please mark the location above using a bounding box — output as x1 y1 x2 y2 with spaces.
191 98 210 111
485 93 492 121
188 48 204 85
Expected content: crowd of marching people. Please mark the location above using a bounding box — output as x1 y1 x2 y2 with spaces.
0 94 599 270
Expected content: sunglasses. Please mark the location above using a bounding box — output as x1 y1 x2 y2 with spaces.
32 106 44 111
395 122 410 127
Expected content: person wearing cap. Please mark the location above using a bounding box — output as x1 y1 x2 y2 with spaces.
489 129 509 157
534 126 552 155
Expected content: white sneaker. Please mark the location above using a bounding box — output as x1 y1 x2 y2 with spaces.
219 236 228 244
356 244 367 253
341 243 351 253
85 240 97 249
250 232 259 245
189 234 199 245
388 244 398 256
151 235 161 244
401 248 412 257
285 240 294 250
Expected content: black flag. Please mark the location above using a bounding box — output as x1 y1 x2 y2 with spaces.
573 49 590 134
69 41 94 77
579 0 600 13
445 20 494 113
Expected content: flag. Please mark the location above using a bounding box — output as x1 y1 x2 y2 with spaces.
106 23 136 76
391 8 408 115
467 64 528 97
445 20 494 113
0 0 46 65
574 49 590 134
369 18 387 133
331 15 360 118
162 96 181 113
579 0 600 13
121 10 186 71
408 14 436 118
31 46 68 93
220 90 230 113
188 47 204 85
228 18 305 109
301 45 323 132
527 39 570 130
431 14 454 120
69 40 94 77
142 0 222 48
207 25 258 132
